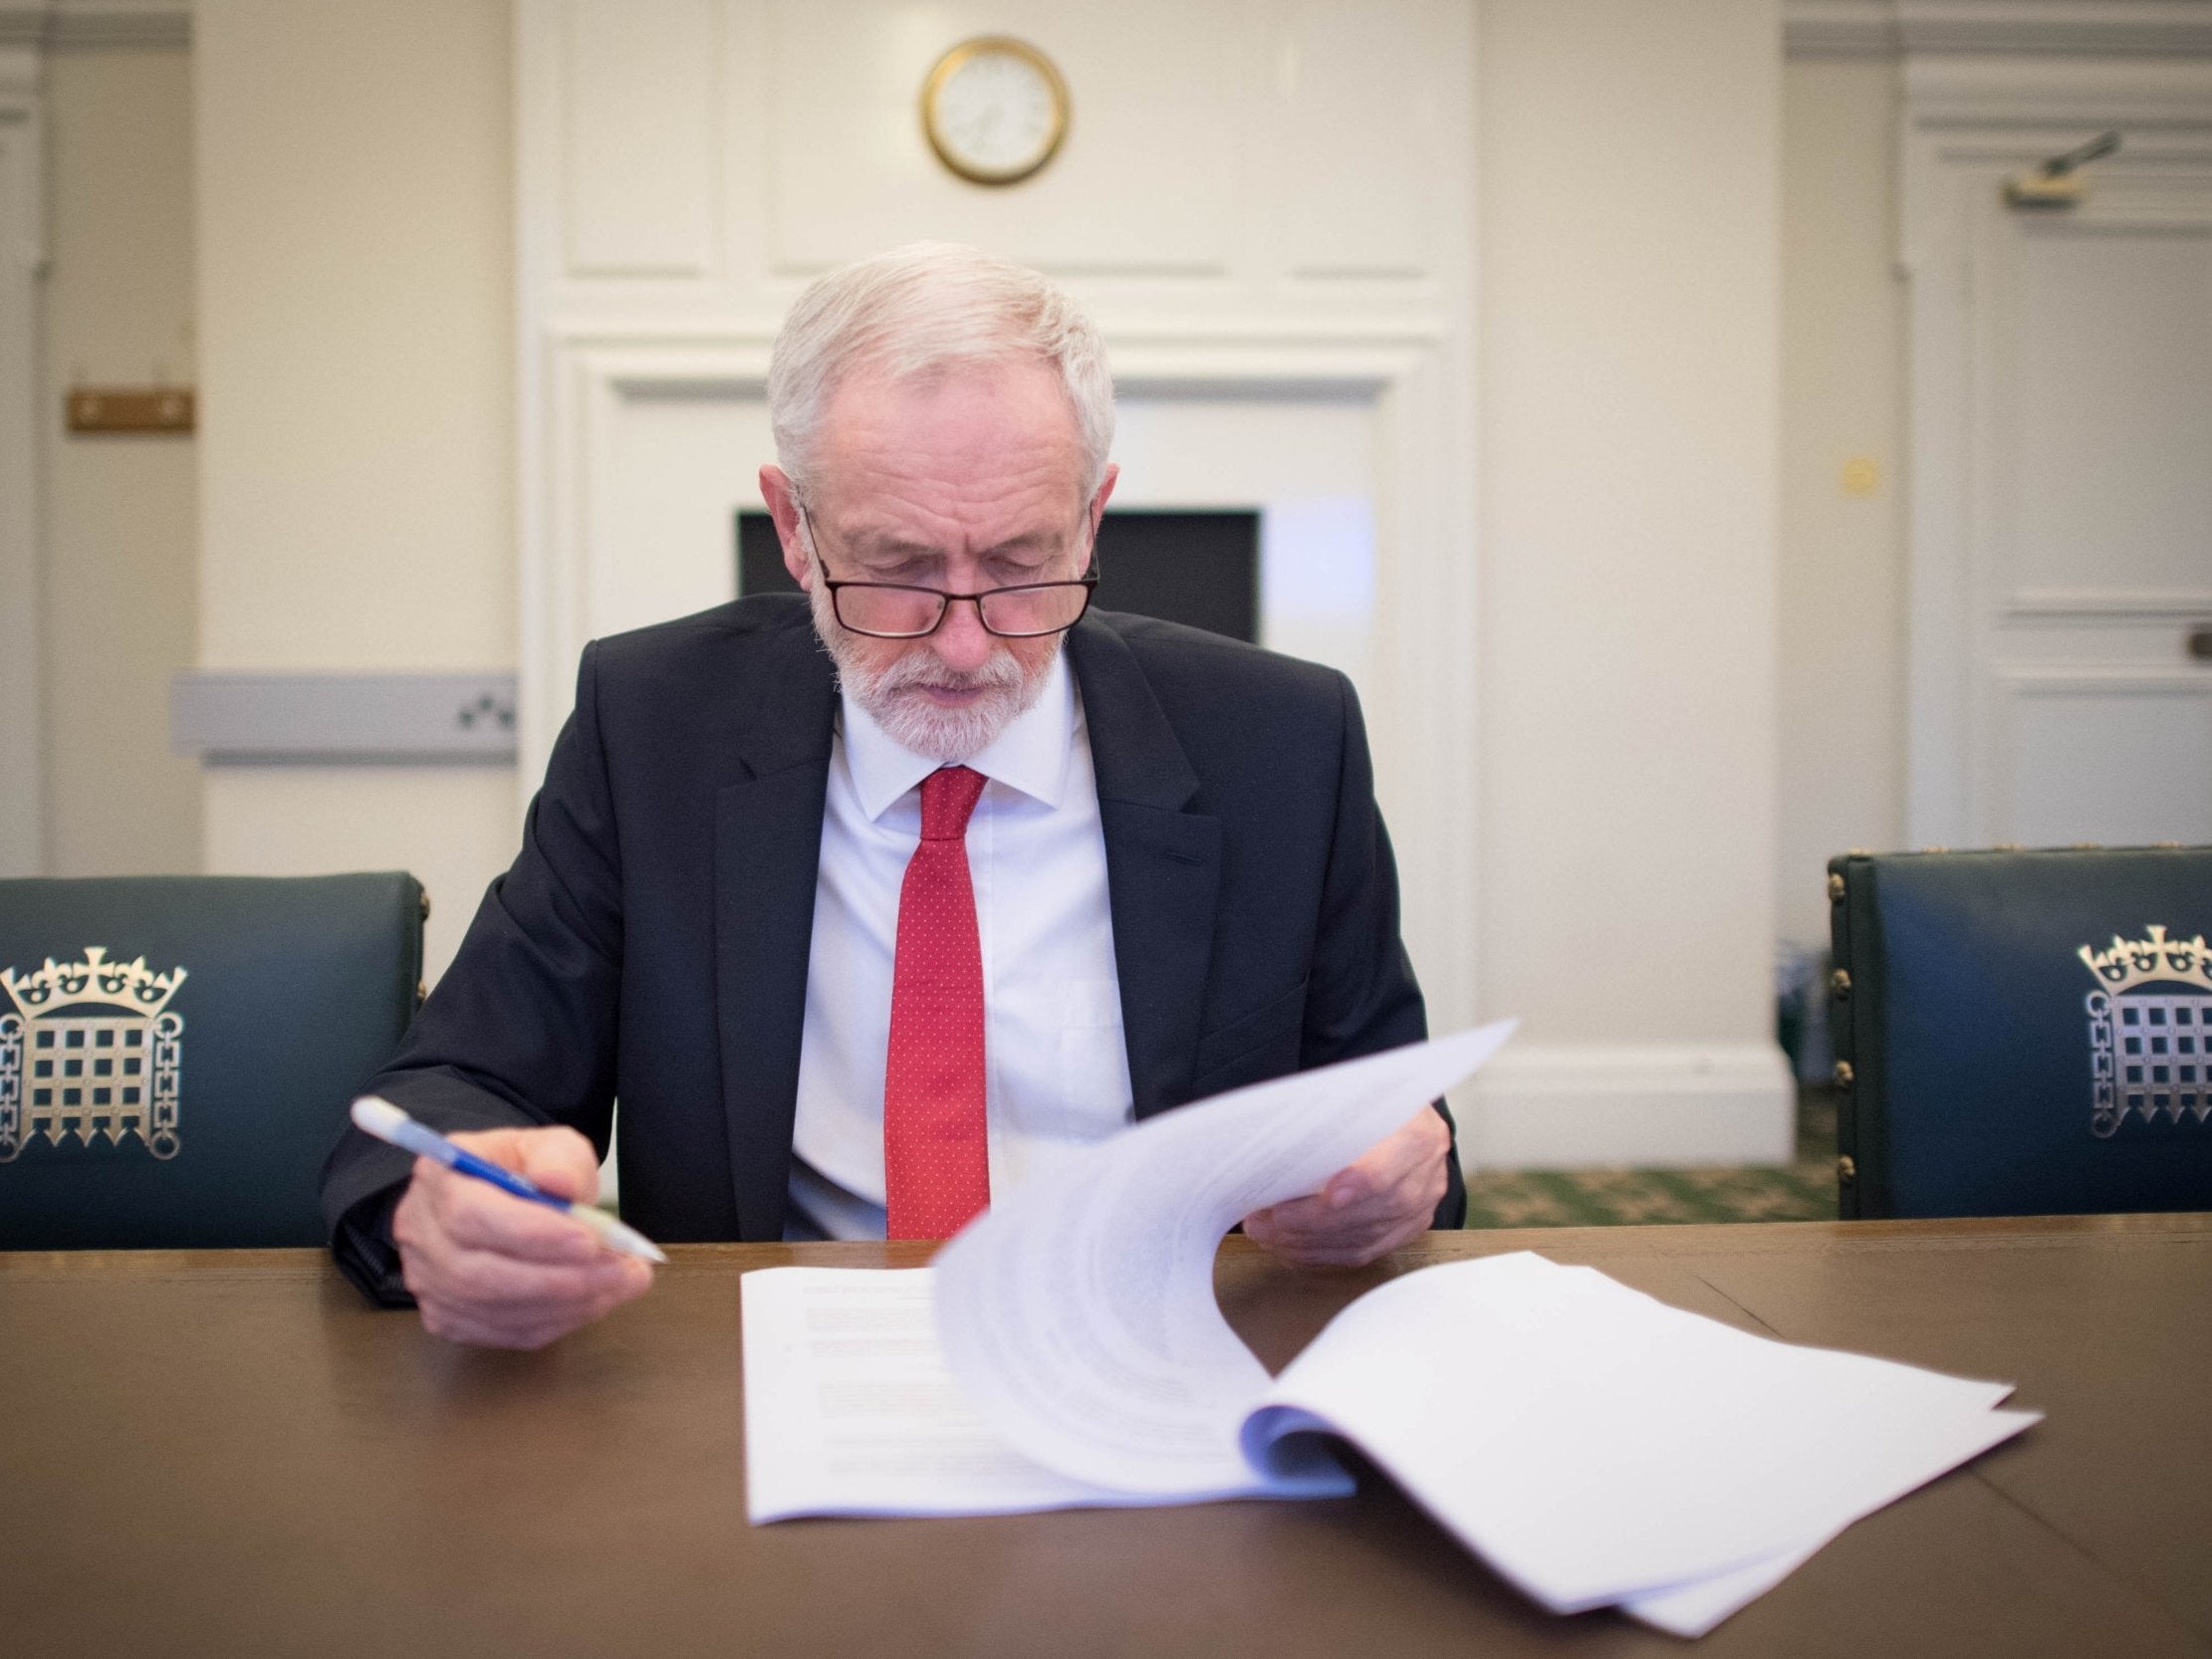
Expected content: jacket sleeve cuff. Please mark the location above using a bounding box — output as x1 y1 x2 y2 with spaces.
331 1186 413 1308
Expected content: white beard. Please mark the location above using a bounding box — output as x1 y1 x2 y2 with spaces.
810 582 1055 762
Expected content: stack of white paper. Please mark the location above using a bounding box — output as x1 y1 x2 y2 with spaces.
743 1267 1351 1521
1236 1251 2037 1635
742 1026 2037 1636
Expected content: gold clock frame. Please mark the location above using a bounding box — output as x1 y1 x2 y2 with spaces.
920 36 1070 187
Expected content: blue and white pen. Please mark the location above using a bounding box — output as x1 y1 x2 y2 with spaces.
350 1095 667 1264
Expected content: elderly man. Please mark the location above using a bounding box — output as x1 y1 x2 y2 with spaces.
322 243 1459 1348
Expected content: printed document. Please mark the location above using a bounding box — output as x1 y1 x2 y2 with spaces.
742 1024 2037 1635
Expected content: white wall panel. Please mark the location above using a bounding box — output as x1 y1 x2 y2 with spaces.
586 375 769 637
762 0 1238 278
2001 673 2212 847
196 0 516 670
1111 390 1378 690
564 0 718 276
530 0 1462 317
1107 392 1372 506
2010 225 2212 603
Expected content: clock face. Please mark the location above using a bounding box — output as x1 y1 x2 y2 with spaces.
922 38 1069 185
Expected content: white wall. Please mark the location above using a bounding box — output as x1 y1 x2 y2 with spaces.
192 0 518 976
1777 57 1909 948
41 43 202 878
1470 0 1794 1163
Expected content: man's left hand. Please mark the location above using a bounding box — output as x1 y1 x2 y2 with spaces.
1241 1104 1450 1268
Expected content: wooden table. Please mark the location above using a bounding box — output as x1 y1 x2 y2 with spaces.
3 1216 2208 1658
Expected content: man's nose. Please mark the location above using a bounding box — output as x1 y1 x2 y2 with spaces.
929 596 997 671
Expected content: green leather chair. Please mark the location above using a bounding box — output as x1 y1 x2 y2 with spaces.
0 872 424 1248
1827 845 2212 1219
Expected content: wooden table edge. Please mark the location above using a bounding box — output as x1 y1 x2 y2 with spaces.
4 1211 2207 1281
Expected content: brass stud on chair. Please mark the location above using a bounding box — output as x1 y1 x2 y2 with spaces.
1828 872 1845 902
1831 969 1851 1000
415 980 428 1005
1838 1154 1857 1185
1834 1061 1854 1089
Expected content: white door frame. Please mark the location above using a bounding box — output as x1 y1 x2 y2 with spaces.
0 44 44 876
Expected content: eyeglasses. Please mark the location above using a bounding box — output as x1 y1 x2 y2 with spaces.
799 509 1099 640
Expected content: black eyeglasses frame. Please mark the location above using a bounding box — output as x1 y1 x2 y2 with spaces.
818 572 1100 639
795 505 1102 639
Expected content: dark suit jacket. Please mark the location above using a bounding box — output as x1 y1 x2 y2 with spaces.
322 597 1459 1301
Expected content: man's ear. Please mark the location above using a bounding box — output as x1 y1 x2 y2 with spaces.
760 465 812 591
1087 463 1119 538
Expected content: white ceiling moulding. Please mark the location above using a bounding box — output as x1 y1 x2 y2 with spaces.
1786 0 2212 61
1787 0 1906 56
0 0 189 52
1903 54 2212 128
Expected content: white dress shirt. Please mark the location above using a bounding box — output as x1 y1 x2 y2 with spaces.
785 651 1135 1240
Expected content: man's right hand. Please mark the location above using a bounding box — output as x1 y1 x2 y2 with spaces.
391 1125 653 1349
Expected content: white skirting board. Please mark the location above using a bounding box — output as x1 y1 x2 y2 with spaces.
608 1044 1796 1204
1460 1042 1797 1170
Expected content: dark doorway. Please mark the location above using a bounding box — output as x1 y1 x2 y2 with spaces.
735 509 1259 644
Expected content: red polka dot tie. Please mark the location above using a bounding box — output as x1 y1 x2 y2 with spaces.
884 765 991 1240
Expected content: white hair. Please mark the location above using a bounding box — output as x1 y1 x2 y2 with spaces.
767 242 1114 503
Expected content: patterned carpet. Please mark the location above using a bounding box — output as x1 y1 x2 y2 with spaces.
1463 1088 1840 1229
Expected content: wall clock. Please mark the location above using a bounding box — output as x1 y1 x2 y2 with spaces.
920 37 1070 186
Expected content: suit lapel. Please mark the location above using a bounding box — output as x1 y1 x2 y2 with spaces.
1068 620 1223 1120
713 614 837 1239
714 611 1222 1234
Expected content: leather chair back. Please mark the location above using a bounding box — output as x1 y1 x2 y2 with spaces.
0 873 423 1248
1828 846 2212 1219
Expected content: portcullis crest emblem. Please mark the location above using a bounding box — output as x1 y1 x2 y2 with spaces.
2080 926 2211 1139
0 947 187 1161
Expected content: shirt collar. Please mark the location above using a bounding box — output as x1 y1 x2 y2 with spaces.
841 649 1077 823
